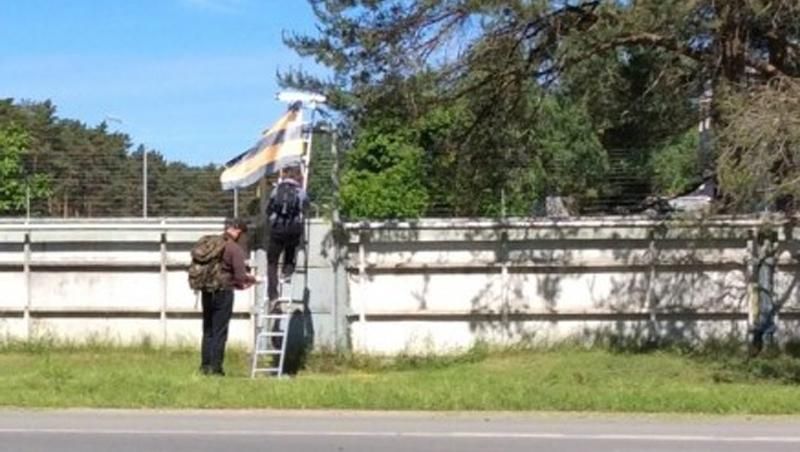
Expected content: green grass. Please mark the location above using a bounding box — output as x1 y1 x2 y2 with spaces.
2 339 800 413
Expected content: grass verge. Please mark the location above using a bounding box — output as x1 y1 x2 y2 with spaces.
1 340 800 413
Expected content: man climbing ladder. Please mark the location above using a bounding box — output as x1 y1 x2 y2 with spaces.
251 165 310 378
266 165 309 305
218 90 324 378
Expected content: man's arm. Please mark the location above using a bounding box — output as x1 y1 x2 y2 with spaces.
224 242 256 290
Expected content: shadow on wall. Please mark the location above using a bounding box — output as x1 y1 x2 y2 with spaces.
344 216 800 348
273 287 314 375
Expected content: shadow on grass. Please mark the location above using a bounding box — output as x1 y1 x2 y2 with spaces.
586 332 800 385
308 333 800 387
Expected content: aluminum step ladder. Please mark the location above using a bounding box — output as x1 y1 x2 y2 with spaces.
250 216 311 378
251 273 298 378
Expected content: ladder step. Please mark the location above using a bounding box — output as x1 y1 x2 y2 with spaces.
253 367 281 373
260 315 290 321
257 331 287 338
281 268 306 274
259 299 293 305
254 349 282 355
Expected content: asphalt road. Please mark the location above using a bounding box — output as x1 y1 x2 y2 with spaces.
1 409 799 452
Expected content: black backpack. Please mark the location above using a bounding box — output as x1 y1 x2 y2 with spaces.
270 182 301 222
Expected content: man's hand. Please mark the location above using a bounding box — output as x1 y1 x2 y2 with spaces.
235 275 258 290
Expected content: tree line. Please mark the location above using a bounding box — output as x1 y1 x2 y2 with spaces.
0 99 266 218
0 99 336 219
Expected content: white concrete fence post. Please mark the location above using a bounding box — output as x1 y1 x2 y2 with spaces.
23 230 31 340
160 220 168 346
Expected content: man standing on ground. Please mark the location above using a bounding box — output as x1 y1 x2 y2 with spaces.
200 217 256 376
266 165 309 304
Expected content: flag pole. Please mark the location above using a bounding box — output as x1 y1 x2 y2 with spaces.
302 105 317 189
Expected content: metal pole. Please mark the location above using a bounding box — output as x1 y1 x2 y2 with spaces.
143 150 148 218
330 129 340 224
234 188 239 217
25 183 31 221
501 188 506 219
329 129 343 349
302 105 317 189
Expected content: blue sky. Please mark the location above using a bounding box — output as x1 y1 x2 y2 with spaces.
0 0 323 165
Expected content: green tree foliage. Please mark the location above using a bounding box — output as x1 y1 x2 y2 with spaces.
0 125 50 215
341 126 429 219
526 95 608 207
283 0 800 216
650 129 702 197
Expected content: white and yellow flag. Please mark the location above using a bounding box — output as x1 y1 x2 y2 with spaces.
220 103 305 190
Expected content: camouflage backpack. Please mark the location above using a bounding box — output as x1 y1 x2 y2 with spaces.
187 234 227 291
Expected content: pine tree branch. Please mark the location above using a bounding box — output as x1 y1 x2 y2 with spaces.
596 33 706 62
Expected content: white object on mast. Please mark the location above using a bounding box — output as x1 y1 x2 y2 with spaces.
275 90 327 188
276 91 326 106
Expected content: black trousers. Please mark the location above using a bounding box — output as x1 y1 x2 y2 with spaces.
200 289 234 374
267 226 302 302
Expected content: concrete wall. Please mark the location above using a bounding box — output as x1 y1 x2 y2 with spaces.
2 217 798 355
0 218 345 349
344 218 800 354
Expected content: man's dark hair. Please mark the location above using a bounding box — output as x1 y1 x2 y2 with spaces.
224 217 248 232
